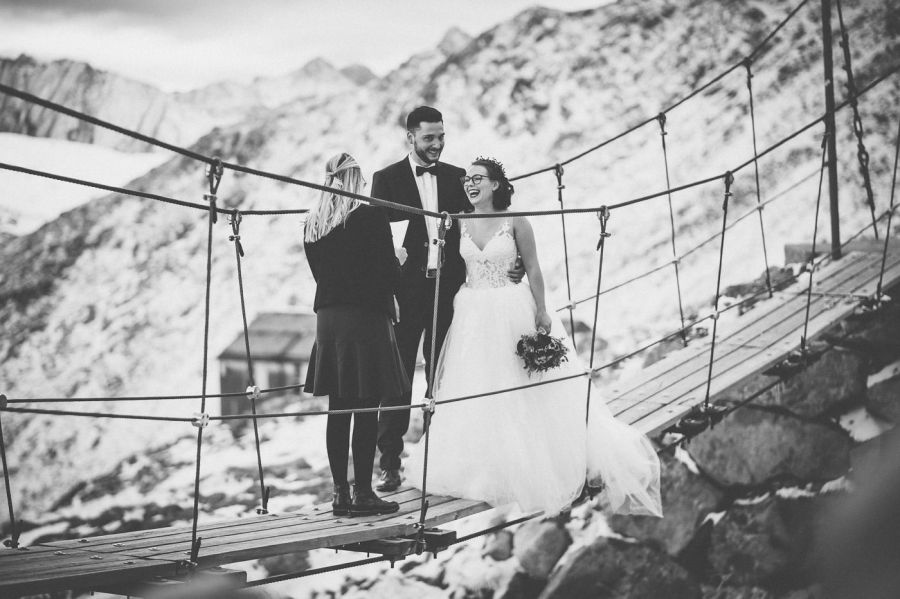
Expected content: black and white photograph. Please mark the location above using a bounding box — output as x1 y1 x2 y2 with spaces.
1 0 899 597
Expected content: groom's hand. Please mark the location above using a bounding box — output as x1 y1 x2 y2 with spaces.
507 256 526 284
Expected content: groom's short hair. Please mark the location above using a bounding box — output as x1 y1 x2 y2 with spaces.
406 106 443 131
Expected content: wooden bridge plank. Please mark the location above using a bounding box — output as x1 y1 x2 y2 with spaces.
613 249 897 418
0 554 175 596
42 488 427 554
619 249 900 435
603 252 872 413
136 496 457 563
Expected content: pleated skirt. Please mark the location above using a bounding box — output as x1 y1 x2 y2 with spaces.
304 305 410 403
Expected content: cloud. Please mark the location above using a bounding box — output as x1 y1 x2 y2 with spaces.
0 0 605 91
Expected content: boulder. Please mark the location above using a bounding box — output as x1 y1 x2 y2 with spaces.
609 452 723 556
539 537 701 599
513 520 572 580
495 569 545 599
687 407 850 486
866 360 900 423
745 349 866 417
707 496 827 588
482 529 514 561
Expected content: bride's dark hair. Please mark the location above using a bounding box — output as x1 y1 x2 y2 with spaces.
472 156 514 210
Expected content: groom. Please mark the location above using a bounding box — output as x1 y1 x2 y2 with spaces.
371 106 470 492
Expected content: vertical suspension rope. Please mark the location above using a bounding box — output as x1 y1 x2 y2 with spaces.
415 213 451 554
876 116 900 299
188 158 223 566
228 210 269 515
0 398 20 549
743 58 774 297
554 164 577 344
835 0 879 239
656 113 688 345
585 207 611 424
702 172 734 410
802 134 831 351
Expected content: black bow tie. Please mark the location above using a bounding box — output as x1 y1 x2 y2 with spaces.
415 164 435 176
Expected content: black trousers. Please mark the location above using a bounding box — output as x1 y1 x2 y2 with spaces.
377 275 457 471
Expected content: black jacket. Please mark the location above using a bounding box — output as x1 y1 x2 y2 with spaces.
304 205 400 318
371 158 471 294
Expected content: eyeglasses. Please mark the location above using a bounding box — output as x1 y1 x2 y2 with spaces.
461 175 490 185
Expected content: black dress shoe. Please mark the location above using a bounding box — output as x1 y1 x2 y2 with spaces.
351 485 400 516
375 469 402 493
332 482 351 516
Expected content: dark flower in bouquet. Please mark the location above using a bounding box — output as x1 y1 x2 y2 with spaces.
515 329 569 376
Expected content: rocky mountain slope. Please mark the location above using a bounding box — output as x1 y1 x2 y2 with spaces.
1 0 899 596
0 54 369 152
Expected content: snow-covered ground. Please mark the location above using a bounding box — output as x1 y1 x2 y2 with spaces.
0 133 168 235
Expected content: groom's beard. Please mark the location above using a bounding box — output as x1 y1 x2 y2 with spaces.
413 144 441 165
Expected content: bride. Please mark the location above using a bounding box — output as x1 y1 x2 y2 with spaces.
408 157 662 517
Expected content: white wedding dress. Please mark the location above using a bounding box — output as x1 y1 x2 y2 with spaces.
407 218 662 517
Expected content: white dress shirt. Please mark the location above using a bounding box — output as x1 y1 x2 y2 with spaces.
408 154 440 271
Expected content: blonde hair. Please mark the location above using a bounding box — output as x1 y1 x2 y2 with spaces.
304 152 365 243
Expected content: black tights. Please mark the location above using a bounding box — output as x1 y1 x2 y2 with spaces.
326 407 378 490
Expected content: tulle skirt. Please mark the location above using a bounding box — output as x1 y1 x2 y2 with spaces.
407 283 662 517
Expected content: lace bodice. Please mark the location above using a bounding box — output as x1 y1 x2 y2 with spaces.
460 218 517 289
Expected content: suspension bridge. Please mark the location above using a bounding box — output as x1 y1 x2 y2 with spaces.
1 0 899 595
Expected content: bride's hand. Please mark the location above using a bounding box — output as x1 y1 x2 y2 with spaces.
536 310 552 334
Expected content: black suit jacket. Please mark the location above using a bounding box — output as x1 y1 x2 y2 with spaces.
370 158 471 295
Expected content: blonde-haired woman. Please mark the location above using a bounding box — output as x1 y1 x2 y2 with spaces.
304 152 408 516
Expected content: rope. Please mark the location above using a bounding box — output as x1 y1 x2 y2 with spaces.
876 115 900 298
3 386 297 404
554 165 578 344
240 512 542 589
657 377 784 452
0 408 20 549
0 161 218 213
656 113 688 345
415 213 452 553
701 172 734 410
242 555 391 588
0 407 193 421
510 0 809 182
743 59 774 296
835 0 879 239
801 134 830 351
560 167 821 315
188 171 221 567
584 207 611 424
747 0 810 62
228 210 269 514
1 61 895 237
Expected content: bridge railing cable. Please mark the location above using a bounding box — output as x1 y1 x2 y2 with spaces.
508 0 810 182
0 0 810 205
835 0 879 239
743 58 774 296
656 113 689 345
1 59 896 231
227 210 270 514
876 114 900 299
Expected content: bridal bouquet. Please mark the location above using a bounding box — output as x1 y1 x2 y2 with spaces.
515 330 569 376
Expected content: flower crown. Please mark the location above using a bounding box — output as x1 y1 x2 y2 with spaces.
474 156 507 180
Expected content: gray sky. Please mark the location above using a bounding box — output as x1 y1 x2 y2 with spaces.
0 0 606 91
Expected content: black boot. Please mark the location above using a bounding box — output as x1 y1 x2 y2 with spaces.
350 484 400 516
332 482 351 516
